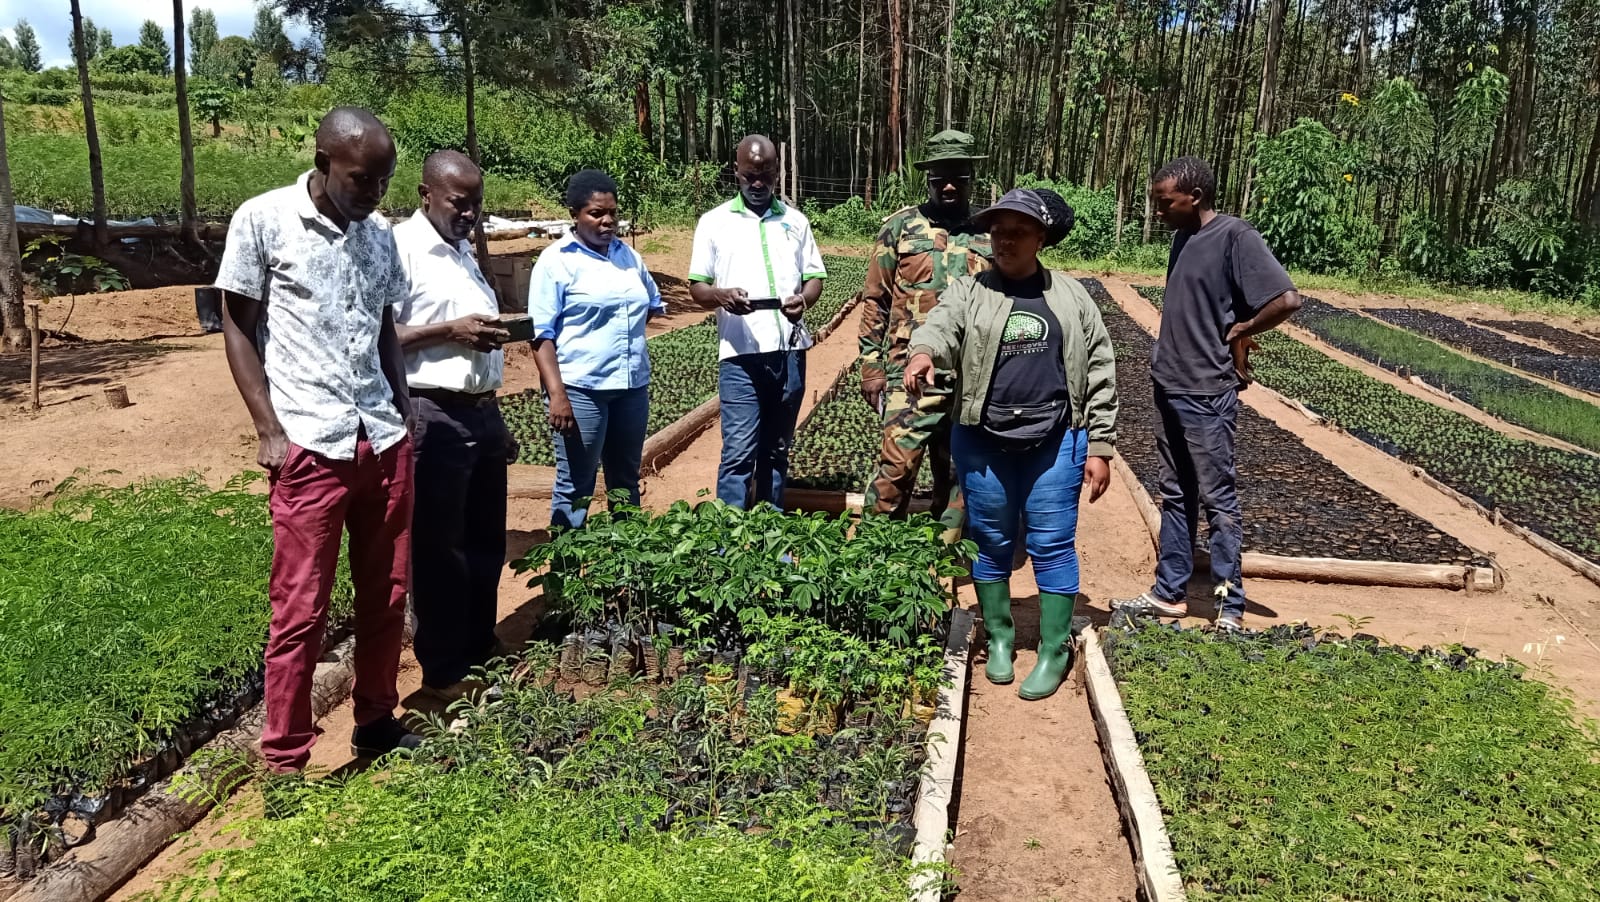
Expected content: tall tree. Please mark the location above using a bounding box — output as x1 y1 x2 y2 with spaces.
174 0 198 244
252 6 292 72
1241 0 1288 215
139 19 173 75
14 20 41 72
0 36 15 71
70 0 108 248
79 18 101 62
0 87 24 353
97 27 114 58
187 8 218 72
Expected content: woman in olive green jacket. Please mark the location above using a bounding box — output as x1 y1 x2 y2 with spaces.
904 187 1118 701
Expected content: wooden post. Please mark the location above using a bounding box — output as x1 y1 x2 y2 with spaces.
27 301 40 411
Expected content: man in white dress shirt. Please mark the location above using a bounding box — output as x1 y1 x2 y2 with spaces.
393 150 516 702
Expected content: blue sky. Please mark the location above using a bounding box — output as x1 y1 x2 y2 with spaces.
0 1 312 70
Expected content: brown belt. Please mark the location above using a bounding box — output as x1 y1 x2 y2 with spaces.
410 387 498 407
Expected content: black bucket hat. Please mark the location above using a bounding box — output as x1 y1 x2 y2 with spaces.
973 188 1075 246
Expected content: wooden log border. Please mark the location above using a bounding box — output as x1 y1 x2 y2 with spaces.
1082 626 1188 902
7 637 360 902
1111 455 1501 593
909 607 974 902
507 293 862 499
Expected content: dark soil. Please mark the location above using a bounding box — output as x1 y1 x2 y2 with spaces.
1366 308 1600 394
1082 279 1479 565
1471 318 1600 359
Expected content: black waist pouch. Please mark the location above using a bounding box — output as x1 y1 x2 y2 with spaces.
981 399 1067 451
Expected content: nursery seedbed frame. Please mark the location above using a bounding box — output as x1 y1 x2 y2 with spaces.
1091 280 1496 590
1082 626 1186 902
908 608 974 902
1470 318 1600 358
787 363 938 514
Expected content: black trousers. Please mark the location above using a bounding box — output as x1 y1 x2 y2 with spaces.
410 395 510 688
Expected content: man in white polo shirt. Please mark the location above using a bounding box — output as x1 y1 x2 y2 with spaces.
688 134 826 509
392 150 515 703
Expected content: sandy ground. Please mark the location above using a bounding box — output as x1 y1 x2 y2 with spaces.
10 236 1600 899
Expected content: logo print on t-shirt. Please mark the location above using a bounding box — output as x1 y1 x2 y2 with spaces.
1002 311 1048 344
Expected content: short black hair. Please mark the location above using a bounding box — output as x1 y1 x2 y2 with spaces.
1153 156 1217 209
1035 188 1076 248
564 169 618 211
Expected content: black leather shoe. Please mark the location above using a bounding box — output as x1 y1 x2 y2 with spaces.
350 716 423 759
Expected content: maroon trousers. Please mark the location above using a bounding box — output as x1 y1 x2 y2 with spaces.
261 436 413 772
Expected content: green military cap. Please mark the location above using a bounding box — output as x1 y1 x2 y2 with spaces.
914 130 987 170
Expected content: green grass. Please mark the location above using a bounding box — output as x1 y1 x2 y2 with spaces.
1295 301 1600 453
1103 621 1600 900
7 134 546 219
0 476 350 823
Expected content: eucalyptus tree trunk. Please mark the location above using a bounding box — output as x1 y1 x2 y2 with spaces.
173 0 199 244
888 0 905 172
0 88 25 352
1241 0 1287 217
71 0 109 247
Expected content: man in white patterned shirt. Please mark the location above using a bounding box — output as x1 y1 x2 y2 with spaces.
393 151 515 703
217 107 420 772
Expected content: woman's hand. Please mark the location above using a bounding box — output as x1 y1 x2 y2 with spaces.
903 353 937 395
1084 456 1111 503
546 392 578 434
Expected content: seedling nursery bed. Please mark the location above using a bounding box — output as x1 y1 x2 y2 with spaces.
1088 281 1488 586
786 362 936 512
0 477 353 889
1364 307 1600 395
146 501 976 901
1291 299 1600 455
501 255 866 468
1135 285 1600 574
1470 318 1600 359
1092 617 1600 901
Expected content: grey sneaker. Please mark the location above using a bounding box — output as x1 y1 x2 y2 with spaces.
1112 591 1188 617
1215 611 1245 632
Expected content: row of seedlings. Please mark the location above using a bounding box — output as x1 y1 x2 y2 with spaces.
1284 298 1600 454
0 476 352 878
1099 615 1600 900
1363 307 1600 394
1131 286 1600 568
149 501 973 900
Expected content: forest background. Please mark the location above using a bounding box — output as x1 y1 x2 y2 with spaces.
2 0 1598 306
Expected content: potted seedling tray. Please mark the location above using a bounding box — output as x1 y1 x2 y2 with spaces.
1096 281 1501 593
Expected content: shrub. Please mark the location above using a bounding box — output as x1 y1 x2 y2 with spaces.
808 196 882 239
1251 118 1378 274
1014 177 1120 259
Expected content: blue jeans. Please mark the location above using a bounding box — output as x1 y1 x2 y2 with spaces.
549 384 649 529
1152 387 1245 616
717 351 806 508
951 424 1088 595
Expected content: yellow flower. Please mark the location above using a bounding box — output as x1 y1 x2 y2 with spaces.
1339 92 1361 106
1343 173 1355 182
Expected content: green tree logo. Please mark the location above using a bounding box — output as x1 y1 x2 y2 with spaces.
1002 311 1047 343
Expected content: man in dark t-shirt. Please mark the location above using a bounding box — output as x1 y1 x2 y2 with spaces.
1114 156 1301 630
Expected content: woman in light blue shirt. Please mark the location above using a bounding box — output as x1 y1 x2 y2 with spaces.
528 170 665 528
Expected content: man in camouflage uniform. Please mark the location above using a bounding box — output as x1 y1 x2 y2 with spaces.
859 130 992 537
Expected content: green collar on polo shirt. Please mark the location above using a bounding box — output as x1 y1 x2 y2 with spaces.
729 193 786 218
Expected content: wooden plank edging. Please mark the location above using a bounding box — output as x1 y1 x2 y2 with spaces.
909 607 974 902
1110 454 1500 592
1082 626 1187 902
13 638 361 902
1408 468 1600 590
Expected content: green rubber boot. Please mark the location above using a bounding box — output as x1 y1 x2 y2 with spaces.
974 580 1015 684
1019 592 1077 701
